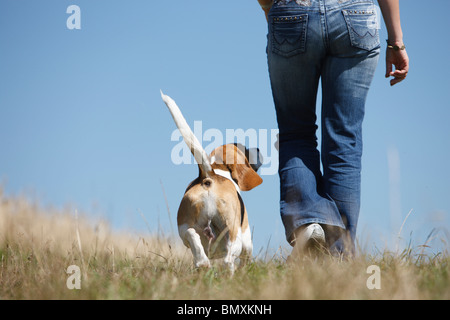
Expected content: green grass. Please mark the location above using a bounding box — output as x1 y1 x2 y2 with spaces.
0 192 449 300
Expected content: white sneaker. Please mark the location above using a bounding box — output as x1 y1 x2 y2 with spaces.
290 223 326 259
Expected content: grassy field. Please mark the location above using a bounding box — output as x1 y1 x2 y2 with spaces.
0 190 449 300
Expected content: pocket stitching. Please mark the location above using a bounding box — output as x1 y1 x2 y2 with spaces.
271 14 308 58
342 9 380 51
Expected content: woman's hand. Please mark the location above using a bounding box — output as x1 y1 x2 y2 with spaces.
385 46 409 86
377 0 409 86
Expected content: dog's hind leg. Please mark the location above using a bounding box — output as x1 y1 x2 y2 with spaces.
179 224 210 269
239 226 253 266
223 237 242 275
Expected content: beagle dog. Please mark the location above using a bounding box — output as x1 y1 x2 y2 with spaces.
161 92 263 273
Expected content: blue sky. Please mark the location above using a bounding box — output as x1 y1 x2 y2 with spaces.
1 0 449 256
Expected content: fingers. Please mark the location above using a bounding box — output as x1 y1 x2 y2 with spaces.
385 48 409 86
389 68 408 86
386 63 409 86
390 76 405 86
385 62 392 78
389 65 409 86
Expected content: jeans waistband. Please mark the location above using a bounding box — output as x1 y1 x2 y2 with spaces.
273 0 376 11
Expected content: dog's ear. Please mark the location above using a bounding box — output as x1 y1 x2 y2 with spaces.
247 147 263 172
213 144 262 191
229 161 263 191
233 143 264 172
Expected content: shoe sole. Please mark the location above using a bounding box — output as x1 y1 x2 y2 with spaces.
289 223 327 261
304 224 326 253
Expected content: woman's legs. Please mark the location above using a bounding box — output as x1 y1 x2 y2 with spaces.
268 4 346 245
268 0 380 255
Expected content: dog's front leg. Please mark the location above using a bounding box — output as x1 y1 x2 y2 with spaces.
179 225 211 269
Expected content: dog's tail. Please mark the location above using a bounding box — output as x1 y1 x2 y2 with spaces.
160 90 213 178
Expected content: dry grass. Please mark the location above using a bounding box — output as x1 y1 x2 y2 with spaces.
0 189 449 300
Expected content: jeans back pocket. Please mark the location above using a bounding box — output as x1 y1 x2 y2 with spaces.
342 9 380 51
271 14 308 58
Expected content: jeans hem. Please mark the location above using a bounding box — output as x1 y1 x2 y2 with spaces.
285 216 346 244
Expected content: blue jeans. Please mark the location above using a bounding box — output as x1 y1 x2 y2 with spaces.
267 0 380 254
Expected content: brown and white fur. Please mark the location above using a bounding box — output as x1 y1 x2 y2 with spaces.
161 91 263 273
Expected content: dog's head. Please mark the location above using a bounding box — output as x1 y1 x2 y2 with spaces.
209 143 263 191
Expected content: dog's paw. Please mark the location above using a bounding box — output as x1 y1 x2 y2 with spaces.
195 258 211 269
